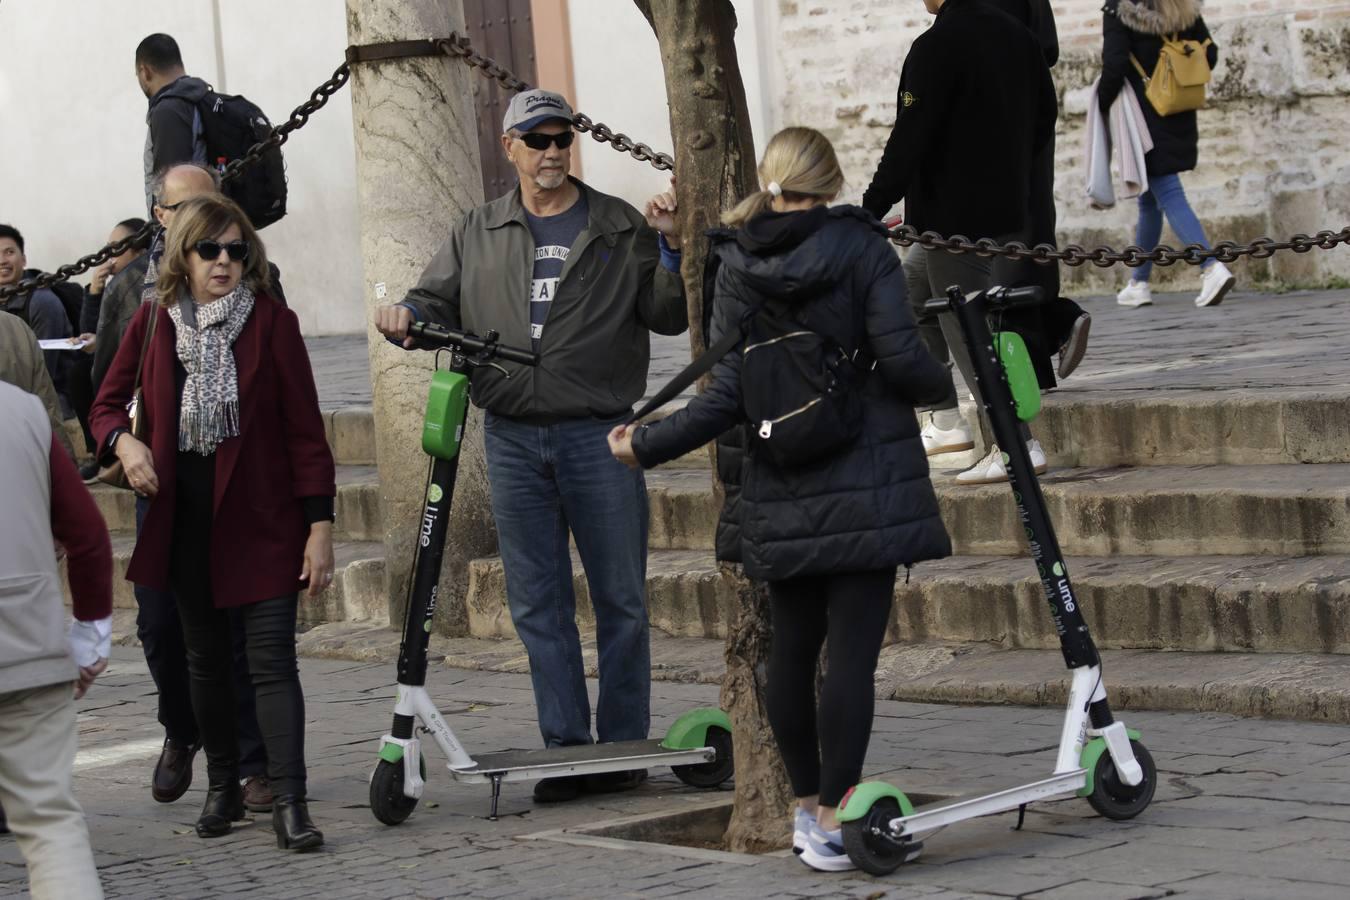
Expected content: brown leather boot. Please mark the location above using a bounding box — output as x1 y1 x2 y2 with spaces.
242 775 274 812
152 738 200 803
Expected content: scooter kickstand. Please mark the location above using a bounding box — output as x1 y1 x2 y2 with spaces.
488 774 502 821
1013 803 1028 831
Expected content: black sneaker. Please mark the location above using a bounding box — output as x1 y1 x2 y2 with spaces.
532 775 584 803
583 769 648 795
79 460 100 484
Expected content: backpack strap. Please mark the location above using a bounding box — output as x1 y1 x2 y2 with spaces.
627 300 762 424
1129 53 1150 82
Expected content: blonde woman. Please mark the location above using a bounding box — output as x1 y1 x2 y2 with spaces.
609 127 952 872
91 195 334 851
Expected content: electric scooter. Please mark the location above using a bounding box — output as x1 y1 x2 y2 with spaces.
368 322 734 825
835 285 1157 874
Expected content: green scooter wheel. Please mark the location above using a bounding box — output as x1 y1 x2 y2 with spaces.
842 797 922 876
370 758 422 826
1087 739 1156 820
672 726 734 788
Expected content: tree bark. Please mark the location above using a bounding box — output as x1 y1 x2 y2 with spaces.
638 0 794 854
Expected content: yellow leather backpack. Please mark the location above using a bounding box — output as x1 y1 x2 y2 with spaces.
1131 35 1213 116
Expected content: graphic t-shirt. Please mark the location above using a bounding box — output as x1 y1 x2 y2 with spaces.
524 195 589 353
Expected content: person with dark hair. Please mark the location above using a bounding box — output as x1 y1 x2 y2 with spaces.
0 225 74 396
135 33 210 216
92 195 333 851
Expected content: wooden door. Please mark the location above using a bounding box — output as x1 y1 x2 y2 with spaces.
464 0 538 200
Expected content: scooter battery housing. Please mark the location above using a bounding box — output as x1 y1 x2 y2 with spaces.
422 370 469 460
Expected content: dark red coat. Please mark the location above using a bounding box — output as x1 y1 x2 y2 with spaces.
91 295 335 607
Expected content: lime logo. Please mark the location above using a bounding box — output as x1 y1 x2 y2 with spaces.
423 620 432 633
1053 562 1065 577
1001 451 1011 465
902 91 917 108
428 484 444 504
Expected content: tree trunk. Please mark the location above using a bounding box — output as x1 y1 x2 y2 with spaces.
637 0 795 854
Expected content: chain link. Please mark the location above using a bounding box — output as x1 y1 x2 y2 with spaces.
0 60 353 303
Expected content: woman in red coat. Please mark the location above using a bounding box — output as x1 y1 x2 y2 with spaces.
91 195 335 852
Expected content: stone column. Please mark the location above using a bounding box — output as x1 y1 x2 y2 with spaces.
347 0 492 634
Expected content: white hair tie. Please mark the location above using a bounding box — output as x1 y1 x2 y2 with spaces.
767 181 783 197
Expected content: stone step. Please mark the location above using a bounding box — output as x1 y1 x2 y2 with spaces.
322 405 376 466
290 622 1350 725
89 465 383 543
465 550 1350 654
82 535 388 625
643 463 1350 557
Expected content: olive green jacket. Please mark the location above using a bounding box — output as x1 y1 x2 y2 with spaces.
0 312 74 458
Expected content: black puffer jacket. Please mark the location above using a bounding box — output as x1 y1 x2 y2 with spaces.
1099 0 1219 177
632 206 952 581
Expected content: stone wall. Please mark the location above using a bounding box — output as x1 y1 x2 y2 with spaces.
773 0 1350 292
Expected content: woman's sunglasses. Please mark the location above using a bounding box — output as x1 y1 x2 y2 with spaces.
193 239 250 262
518 131 575 151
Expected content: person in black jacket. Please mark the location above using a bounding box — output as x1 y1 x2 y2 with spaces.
135 34 211 217
862 0 1058 485
1100 0 1235 309
610 127 952 873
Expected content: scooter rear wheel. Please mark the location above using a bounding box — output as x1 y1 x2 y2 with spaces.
1087 739 1156 820
842 797 922 876
370 758 421 826
672 726 734 788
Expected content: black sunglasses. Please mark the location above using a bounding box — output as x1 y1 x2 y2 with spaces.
193 239 250 262
518 131 575 151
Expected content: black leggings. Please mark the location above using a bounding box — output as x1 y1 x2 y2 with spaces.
174 588 308 799
765 568 896 808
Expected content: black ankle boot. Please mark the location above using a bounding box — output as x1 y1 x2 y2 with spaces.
272 795 323 852
195 780 244 838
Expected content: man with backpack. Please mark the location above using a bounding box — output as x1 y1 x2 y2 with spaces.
0 225 74 399
135 33 286 229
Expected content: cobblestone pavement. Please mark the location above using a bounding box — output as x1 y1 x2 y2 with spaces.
5 648 1350 899
307 287 1350 409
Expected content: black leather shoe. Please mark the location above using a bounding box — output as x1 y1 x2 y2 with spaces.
152 738 201 803
532 775 584 803
272 795 323 852
195 781 245 838
584 768 648 795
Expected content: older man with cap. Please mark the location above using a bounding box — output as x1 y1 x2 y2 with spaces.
375 89 686 803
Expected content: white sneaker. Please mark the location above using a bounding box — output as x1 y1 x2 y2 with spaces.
1195 261 1235 308
954 441 1048 485
800 823 855 872
792 807 815 855
921 413 974 456
1116 280 1153 308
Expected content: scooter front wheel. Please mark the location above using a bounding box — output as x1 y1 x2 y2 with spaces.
672 726 734 788
842 797 923 876
370 759 421 826
1087 739 1156 820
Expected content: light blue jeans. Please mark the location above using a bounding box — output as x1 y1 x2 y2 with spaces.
483 412 651 749
1133 172 1215 282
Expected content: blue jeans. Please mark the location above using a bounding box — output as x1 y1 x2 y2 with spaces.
483 413 651 748
1134 173 1214 282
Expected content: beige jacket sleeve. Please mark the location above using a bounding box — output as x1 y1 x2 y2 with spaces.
0 313 75 459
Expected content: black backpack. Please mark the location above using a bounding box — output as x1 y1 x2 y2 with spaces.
738 294 870 468
196 91 287 229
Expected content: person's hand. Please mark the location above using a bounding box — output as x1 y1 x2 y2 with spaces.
74 657 108 700
89 261 113 295
300 522 335 600
115 433 159 497
75 332 96 354
644 177 680 249
883 215 904 230
608 423 640 469
374 304 417 349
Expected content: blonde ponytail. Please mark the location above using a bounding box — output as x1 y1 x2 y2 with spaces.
722 126 845 228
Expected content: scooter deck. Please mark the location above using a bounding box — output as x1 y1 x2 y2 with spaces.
889 770 1087 837
447 738 714 784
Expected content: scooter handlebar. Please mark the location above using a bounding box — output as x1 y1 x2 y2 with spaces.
923 285 1046 314
408 322 539 366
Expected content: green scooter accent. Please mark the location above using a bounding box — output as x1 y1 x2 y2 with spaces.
835 781 916 823
1077 728 1143 797
660 707 732 751
994 331 1041 422
379 742 405 765
422 369 469 461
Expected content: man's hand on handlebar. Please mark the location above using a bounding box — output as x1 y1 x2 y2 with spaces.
375 304 417 349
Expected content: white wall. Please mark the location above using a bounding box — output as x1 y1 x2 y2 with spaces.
0 0 363 334
566 0 773 211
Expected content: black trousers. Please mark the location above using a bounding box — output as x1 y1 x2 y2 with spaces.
134 497 266 775
173 586 307 798
765 568 896 808
65 354 96 454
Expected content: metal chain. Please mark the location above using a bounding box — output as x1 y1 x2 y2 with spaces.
434 34 674 171
0 60 353 303
886 223 1350 268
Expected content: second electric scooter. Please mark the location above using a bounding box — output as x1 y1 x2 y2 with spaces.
369 322 735 824
835 285 1157 874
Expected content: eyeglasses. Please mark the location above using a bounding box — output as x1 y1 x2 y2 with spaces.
518 131 575 151
156 200 185 212
192 239 250 262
